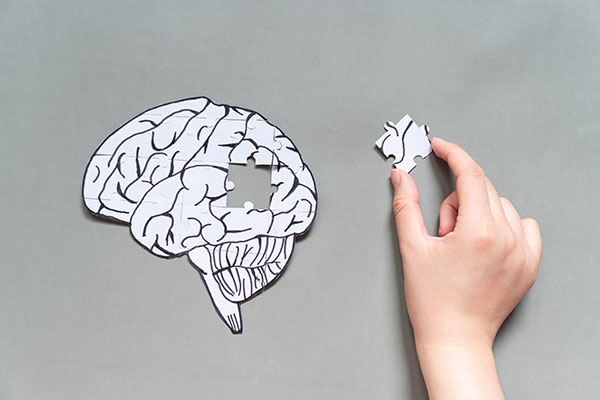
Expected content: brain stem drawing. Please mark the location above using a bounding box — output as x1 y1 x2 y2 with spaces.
83 97 317 333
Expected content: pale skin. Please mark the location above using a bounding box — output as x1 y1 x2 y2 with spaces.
391 138 542 400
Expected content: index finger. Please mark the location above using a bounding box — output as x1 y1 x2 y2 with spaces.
431 138 491 223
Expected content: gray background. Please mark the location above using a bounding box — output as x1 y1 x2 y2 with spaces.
1 1 599 399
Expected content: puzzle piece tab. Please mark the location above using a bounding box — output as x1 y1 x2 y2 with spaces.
375 114 432 173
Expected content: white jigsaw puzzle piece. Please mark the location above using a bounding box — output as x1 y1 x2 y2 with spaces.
84 154 175 220
228 115 277 166
182 160 231 208
375 114 432 173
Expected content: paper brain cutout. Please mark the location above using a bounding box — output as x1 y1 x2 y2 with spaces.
83 97 317 333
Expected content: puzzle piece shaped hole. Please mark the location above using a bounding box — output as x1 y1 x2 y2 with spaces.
226 157 278 210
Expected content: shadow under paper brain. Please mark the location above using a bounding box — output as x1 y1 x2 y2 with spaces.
82 97 317 333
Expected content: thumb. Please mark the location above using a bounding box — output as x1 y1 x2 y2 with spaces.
391 169 428 248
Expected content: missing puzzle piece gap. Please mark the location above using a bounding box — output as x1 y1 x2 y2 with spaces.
374 114 432 173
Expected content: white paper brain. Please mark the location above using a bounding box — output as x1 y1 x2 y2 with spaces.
83 97 317 333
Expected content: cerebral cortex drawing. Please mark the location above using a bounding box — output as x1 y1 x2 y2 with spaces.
83 97 317 334
375 114 432 172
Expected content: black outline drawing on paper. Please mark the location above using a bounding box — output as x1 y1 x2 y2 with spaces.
82 97 317 334
375 114 432 172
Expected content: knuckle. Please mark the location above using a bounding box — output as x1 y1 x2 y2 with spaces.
503 233 517 253
523 217 539 229
526 266 538 288
473 224 495 248
528 255 541 275
516 249 528 267
442 192 457 207
464 165 485 178
440 198 451 210
393 197 414 217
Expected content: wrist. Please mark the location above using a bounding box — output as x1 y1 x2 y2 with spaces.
414 331 494 352
410 315 497 351
415 338 504 400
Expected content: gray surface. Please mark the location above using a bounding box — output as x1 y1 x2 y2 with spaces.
1 1 599 399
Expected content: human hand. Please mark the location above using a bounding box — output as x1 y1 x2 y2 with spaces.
391 138 542 399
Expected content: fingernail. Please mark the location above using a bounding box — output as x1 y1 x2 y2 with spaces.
391 169 402 187
433 137 445 144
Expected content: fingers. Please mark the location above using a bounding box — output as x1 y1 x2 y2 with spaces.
432 138 492 224
522 218 542 261
439 190 458 236
438 177 506 237
499 197 526 246
391 169 428 249
500 199 542 278
486 178 511 230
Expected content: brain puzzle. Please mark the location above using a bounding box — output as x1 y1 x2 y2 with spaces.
83 97 317 333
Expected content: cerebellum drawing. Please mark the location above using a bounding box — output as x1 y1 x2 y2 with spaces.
83 97 317 333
